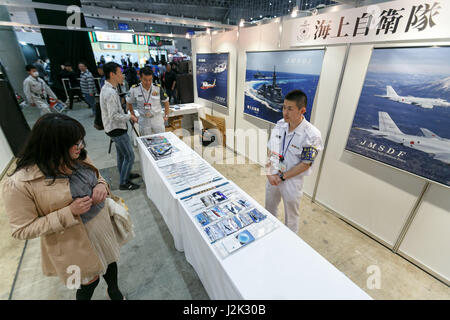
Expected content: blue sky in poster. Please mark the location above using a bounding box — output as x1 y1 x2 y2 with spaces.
246 50 324 74
244 50 324 124
196 53 228 107
346 47 450 187
367 47 450 75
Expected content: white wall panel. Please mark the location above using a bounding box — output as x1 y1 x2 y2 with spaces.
302 45 347 196
399 183 450 284
314 44 426 247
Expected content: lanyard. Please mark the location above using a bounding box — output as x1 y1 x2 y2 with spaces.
281 131 295 161
140 84 152 105
34 77 44 95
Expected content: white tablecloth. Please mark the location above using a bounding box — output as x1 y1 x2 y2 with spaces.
138 133 372 300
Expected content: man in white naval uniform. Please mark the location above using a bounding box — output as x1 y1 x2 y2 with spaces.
126 66 170 136
23 64 58 115
265 89 323 233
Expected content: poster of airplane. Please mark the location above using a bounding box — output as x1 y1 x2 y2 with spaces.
345 47 450 187
244 50 324 124
196 53 228 107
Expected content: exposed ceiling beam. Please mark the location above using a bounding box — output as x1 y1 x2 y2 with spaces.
0 0 235 30
0 20 188 38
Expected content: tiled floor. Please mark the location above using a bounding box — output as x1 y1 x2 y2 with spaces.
0 102 449 299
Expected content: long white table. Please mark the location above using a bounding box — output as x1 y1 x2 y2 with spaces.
137 132 372 300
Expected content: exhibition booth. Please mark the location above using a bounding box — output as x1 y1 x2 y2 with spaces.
190 0 450 286
137 132 371 299
89 31 168 65
0 0 448 300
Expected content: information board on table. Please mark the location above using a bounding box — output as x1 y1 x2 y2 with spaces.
180 182 279 259
158 156 224 195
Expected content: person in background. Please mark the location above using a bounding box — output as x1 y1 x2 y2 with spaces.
163 62 177 104
265 90 323 233
100 55 106 65
126 66 170 136
60 62 81 110
23 64 58 115
97 65 106 89
2 113 126 300
94 65 106 130
100 62 140 191
78 62 97 118
124 62 139 87
133 62 140 73
33 58 47 81
44 58 51 84
158 61 166 77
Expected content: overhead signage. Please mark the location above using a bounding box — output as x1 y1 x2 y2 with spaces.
289 0 450 46
95 31 134 43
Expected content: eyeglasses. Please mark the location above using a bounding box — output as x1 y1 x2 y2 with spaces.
76 139 85 150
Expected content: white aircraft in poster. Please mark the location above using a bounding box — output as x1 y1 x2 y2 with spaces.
360 112 450 164
375 86 450 109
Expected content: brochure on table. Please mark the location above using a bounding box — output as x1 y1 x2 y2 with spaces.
139 133 226 197
180 181 279 259
158 156 224 195
140 135 180 161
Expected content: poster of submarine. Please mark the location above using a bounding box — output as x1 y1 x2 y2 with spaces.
345 47 450 187
244 50 324 123
196 53 228 107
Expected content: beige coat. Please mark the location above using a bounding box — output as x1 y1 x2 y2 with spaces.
2 157 111 285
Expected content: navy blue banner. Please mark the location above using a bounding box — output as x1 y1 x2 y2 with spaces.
196 53 228 107
345 47 450 187
244 50 324 124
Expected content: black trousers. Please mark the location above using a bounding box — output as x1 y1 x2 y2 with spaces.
68 87 82 109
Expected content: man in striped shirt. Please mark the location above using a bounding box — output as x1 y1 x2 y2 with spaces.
78 62 97 117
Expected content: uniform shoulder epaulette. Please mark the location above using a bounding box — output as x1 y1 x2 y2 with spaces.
131 84 137 88
156 84 161 87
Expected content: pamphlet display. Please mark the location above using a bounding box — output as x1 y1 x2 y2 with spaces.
141 136 179 161
158 157 224 195
181 182 279 259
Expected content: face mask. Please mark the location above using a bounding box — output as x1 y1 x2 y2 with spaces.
32 71 39 77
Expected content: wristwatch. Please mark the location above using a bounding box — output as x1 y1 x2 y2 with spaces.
278 172 285 181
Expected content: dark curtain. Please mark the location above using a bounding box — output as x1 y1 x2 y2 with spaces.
33 0 97 98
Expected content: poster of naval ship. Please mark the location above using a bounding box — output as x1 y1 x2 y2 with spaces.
196 53 228 107
244 50 324 123
345 47 450 187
